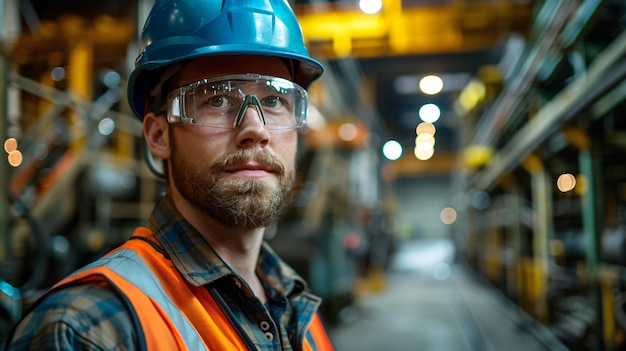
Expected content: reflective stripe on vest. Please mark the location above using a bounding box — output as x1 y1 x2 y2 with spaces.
79 249 208 350
57 266 188 350
306 314 334 351
55 230 247 350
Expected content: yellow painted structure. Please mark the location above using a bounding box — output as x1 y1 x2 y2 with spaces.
295 0 532 59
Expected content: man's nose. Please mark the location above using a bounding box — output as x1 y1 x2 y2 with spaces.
234 104 271 148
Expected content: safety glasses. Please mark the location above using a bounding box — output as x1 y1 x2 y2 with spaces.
165 74 308 130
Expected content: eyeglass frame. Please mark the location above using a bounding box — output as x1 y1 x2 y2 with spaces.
163 74 309 130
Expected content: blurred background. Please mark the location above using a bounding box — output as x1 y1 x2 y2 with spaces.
2 0 626 350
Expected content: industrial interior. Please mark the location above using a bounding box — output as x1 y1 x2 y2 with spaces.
2 0 626 350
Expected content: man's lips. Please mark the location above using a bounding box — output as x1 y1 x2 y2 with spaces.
223 163 276 177
212 150 285 179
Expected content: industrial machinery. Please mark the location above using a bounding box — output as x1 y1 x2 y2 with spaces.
454 1 626 350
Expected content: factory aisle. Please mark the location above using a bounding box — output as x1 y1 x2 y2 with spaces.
328 238 570 351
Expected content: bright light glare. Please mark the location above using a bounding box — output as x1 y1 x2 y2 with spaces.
416 122 436 136
415 140 434 152
415 133 435 146
557 173 576 192
359 0 383 14
414 146 434 160
383 140 403 160
416 141 434 151
419 75 444 95
419 103 441 123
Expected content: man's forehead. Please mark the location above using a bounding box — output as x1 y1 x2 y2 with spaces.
176 55 293 86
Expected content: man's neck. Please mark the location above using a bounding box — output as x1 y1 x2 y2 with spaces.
170 191 268 301
195 218 269 303
205 228 269 303
201 224 265 278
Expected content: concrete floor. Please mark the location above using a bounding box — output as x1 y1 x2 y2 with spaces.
328 238 570 351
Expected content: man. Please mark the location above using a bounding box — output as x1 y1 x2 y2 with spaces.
5 0 334 350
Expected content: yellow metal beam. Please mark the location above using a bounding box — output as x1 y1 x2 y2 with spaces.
9 15 133 65
296 0 532 59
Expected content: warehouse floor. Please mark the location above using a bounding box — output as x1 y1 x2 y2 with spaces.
328 238 570 351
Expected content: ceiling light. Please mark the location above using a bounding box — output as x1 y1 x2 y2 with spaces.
383 140 403 160
419 103 440 123
419 75 444 95
414 146 434 160
359 0 383 14
416 122 436 136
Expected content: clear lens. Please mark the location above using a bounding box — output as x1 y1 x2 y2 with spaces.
166 74 308 130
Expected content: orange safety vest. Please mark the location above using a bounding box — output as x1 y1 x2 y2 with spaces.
53 227 334 351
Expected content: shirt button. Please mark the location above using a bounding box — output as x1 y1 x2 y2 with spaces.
260 321 270 331
264 332 274 342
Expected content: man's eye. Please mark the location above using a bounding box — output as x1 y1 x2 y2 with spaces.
208 96 229 107
262 96 282 108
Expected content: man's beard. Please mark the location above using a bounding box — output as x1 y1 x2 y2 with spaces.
169 135 295 230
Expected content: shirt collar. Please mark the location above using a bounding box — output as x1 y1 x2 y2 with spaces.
147 195 307 297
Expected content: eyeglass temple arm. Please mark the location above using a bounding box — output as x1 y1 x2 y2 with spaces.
144 139 166 178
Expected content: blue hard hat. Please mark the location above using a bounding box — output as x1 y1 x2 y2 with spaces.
127 0 324 119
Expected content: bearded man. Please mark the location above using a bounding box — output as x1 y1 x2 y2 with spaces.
5 1 334 350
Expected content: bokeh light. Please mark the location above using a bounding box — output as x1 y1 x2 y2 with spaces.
419 103 441 123
416 122 436 136
557 173 576 192
4 138 18 153
8 150 23 167
359 0 383 14
415 133 435 149
338 123 358 141
419 75 444 95
383 140 403 160
414 146 434 160
98 118 116 136
51 67 66 82
440 207 457 225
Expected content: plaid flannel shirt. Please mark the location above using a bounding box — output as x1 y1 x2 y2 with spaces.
6 195 322 351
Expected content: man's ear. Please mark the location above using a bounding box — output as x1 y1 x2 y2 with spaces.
143 112 170 160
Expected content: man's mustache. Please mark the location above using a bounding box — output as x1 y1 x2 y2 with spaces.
210 149 285 176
